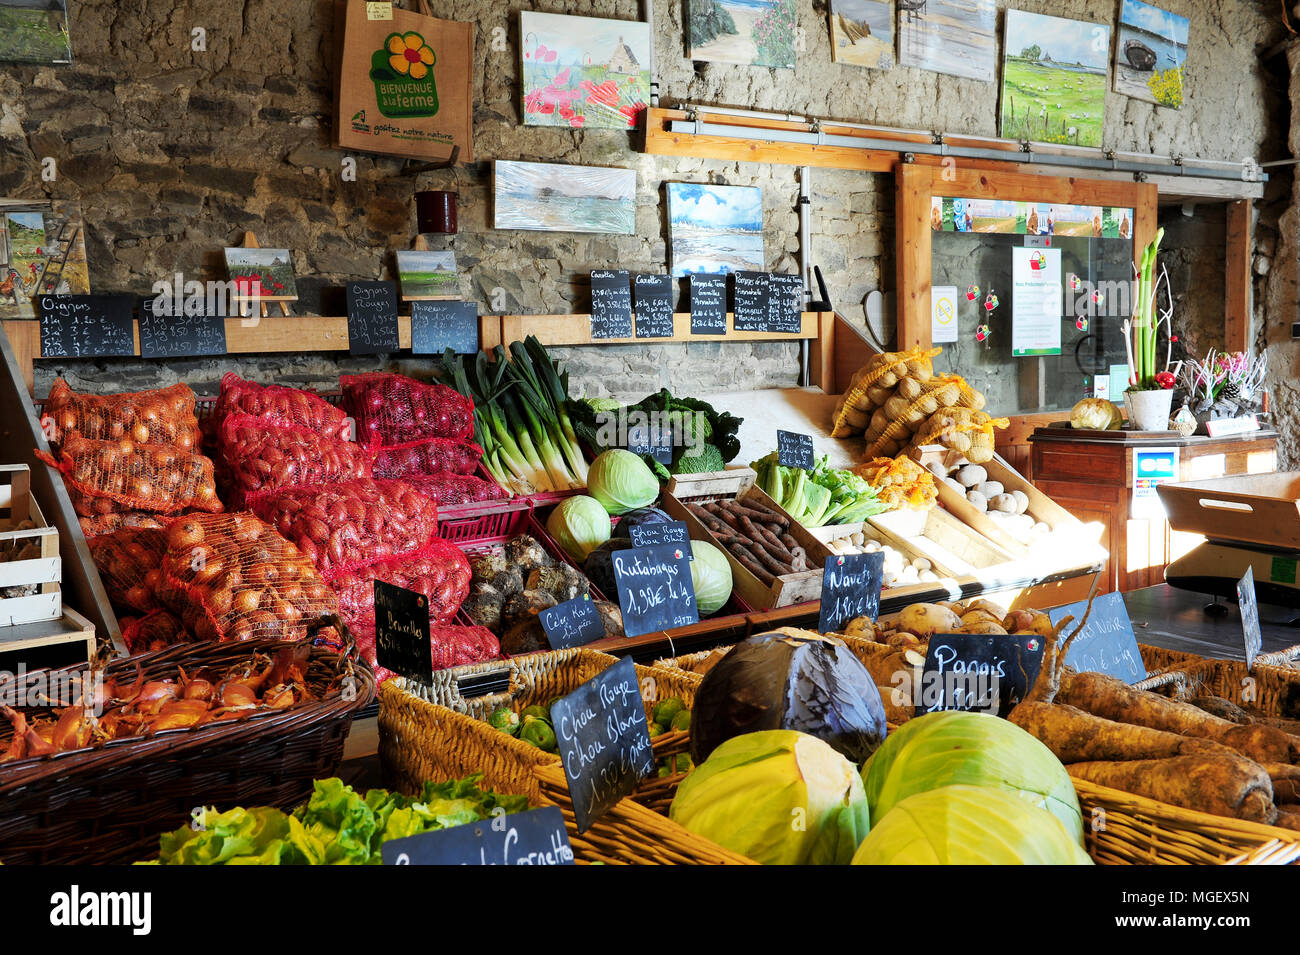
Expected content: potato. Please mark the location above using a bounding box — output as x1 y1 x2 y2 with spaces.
955 464 987 487
898 602 963 637
989 493 1018 513
966 598 1008 619
975 481 1005 499
943 476 966 495
966 490 988 512
1010 489 1030 514
926 461 948 477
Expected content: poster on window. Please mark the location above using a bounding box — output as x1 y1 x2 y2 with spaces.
1011 246 1061 357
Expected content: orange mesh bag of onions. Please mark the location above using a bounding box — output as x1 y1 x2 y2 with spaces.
78 510 169 538
216 414 372 506
212 373 352 440
370 435 484 478
119 608 192 654
88 525 169 613
324 538 471 625
247 477 439 576
340 372 474 447
155 512 340 643
40 379 200 451
37 434 222 517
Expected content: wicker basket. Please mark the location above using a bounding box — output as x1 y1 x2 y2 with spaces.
378 647 701 804
1170 655 1300 720
0 634 375 865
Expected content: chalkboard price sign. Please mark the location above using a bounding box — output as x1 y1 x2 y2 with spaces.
776 429 815 470
633 273 674 339
817 551 885 635
689 273 727 335
611 543 699 637
373 580 432 684
550 656 655 833
768 272 803 333
382 806 574 865
539 594 607 650
1239 565 1262 669
1049 592 1147 685
346 281 400 355
38 295 136 358
590 270 633 339
138 296 228 359
627 421 673 466
916 633 1044 719
628 520 690 552
731 271 770 332
411 300 479 355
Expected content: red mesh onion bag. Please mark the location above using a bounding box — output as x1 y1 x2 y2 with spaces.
120 609 192 654
216 414 372 505
37 434 222 517
370 436 483 478
246 478 438 575
79 511 169 538
213 373 351 440
40 379 200 451
340 372 473 446
155 512 339 643
88 525 168 613
352 619 499 685
325 538 471 624
398 471 506 507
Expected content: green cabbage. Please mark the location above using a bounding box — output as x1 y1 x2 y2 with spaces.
689 538 733 615
586 449 659 515
669 730 871 865
852 784 1093 865
862 711 1083 844
546 495 612 562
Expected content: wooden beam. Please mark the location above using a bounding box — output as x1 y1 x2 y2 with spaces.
1132 182 1159 272
1226 199 1252 352
1 321 38 394
895 164 932 349
809 310 835 393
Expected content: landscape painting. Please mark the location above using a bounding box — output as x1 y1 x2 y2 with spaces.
494 160 636 234
1000 10 1110 147
687 0 797 69
897 0 995 82
829 0 892 69
1114 0 1188 108
667 182 765 278
396 250 458 299
520 12 651 129
0 199 89 319
0 0 71 65
224 248 299 301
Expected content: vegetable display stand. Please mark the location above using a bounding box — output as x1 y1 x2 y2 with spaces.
663 469 830 610
377 648 701 804
0 637 375 865
868 506 1015 580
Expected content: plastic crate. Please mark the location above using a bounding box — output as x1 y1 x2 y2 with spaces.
438 499 533 543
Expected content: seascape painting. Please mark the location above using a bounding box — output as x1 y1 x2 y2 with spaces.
1000 9 1110 148
396 250 458 299
1114 0 1188 108
687 0 797 69
0 0 71 65
829 0 893 69
520 12 651 129
224 248 299 301
0 199 89 318
494 160 636 235
897 0 995 82
667 183 765 278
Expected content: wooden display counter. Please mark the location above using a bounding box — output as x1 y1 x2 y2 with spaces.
1030 427 1279 594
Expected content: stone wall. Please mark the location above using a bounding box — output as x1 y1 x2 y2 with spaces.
0 0 1287 403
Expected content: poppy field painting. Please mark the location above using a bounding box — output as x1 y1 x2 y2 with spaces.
520 12 651 130
224 248 299 302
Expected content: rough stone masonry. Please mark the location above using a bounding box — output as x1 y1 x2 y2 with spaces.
0 0 1294 453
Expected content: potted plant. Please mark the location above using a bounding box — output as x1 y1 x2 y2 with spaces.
1121 228 1177 430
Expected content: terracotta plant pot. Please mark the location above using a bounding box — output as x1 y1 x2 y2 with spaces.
1124 388 1175 431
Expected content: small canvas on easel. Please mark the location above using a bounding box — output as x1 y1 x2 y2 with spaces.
224 247 299 306
396 250 458 300
0 199 90 319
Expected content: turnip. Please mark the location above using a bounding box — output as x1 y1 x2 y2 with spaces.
898 602 962 637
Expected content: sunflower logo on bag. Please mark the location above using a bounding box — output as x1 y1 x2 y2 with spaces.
369 30 439 118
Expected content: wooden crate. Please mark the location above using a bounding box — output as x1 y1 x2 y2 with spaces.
0 464 60 627
913 448 1102 558
664 469 831 610
0 604 95 674
869 505 1014 579
1157 471 1300 550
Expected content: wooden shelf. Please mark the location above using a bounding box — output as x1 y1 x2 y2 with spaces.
499 311 823 347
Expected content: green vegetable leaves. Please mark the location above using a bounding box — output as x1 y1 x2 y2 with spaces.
751 452 888 527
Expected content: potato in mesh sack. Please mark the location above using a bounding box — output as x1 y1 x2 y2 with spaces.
351 618 500 685
216 414 372 505
371 435 484 479
246 478 439 576
831 347 941 437
325 539 471 625
852 456 938 510
156 512 339 643
38 434 222 517
88 525 168 613
40 379 200 451
341 372 474 447
212 373 351 440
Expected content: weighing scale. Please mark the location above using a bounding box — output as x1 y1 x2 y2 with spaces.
1159 473 1300 608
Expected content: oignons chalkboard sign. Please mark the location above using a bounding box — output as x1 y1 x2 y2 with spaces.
138 296 228 359
38 294 136 358
346 281 400 355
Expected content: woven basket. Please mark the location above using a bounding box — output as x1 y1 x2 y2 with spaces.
378 648 701 805
0 634 374 865
1171 655 1300 720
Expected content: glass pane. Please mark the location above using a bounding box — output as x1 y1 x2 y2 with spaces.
930 199 1134 415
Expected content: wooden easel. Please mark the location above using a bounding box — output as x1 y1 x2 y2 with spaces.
233 231 294 318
